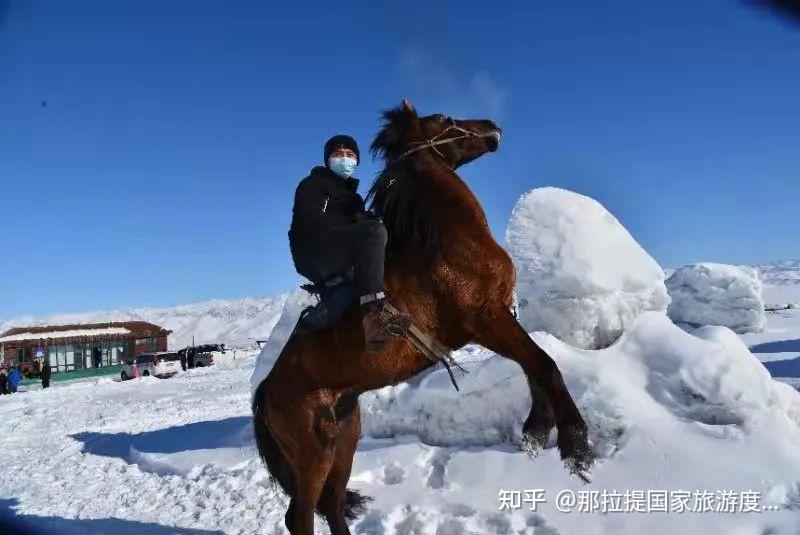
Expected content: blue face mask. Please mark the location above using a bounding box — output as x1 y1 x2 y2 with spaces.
328 156 357 179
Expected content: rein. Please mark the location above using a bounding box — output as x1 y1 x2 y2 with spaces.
394 119 491 163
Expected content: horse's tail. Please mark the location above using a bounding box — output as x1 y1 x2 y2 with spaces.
252 378 296 497
341 488 371 520
252 378 371 521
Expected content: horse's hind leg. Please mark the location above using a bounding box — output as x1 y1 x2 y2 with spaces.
474 307 593 474
318 395 362 535
269 394 337 535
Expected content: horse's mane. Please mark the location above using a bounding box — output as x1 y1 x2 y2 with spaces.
367 105 441 259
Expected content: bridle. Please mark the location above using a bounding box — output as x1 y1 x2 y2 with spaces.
394 118 494 163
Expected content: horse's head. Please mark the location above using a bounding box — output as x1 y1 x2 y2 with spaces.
371 99 502 168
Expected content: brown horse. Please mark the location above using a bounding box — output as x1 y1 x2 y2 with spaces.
253 99 593 535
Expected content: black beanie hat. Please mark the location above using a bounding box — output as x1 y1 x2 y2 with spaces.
324 134 360 164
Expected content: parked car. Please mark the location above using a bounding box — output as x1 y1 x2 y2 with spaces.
179 343 227 368
121 352 182 380
193 344 227 367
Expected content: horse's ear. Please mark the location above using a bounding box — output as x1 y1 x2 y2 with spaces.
402 98 417 117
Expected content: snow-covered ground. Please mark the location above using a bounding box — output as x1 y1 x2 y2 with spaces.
741 308 800 364
741 261 800 367
4 311 800 534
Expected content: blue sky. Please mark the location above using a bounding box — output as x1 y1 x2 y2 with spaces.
1 1 799 318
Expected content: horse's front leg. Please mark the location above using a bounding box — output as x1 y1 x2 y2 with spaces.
520 374 557 450
473 307 593 477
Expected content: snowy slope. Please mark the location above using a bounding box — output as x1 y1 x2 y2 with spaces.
1 259 793 355
0 295 288 350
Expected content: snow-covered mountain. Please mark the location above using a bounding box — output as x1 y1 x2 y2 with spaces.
757 260 800 286
757 260 800 305
1 259 797 352
0 294 289 350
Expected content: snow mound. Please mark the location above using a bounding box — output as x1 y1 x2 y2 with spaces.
506 187 669 349
666 262 766 333
250 287 314 392
352 313 800 532
360 313 800 451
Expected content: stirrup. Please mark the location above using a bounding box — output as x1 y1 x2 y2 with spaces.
380 308 412 336
381 302 466 391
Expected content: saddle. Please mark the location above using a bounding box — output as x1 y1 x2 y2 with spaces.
296 270 467 390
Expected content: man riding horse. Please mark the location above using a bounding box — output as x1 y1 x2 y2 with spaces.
288 135 411 353
260 100 592 535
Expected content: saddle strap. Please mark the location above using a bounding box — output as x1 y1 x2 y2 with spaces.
382 303 467 391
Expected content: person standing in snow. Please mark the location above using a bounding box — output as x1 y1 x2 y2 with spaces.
8 366 21 394
40 362 51 389
0 369 7 395
288 135 411 354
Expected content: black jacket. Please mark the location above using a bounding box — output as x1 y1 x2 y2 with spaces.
289 166 366 243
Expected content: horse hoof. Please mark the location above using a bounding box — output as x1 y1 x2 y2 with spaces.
557 424 595 482
564 455 593 484
521 423 553 456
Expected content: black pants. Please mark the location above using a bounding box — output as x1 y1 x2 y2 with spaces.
292 219 388 298
41 378 50 389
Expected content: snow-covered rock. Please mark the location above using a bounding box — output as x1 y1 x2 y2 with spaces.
505 187 669 349
666 263 766 333
361 313 800 449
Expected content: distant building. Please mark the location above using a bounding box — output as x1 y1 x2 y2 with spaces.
0 321 171 373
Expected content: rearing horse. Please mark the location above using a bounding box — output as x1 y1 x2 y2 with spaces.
253 99 593 535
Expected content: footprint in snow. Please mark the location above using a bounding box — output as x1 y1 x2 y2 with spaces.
426 448 454 489
382 462 405 485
